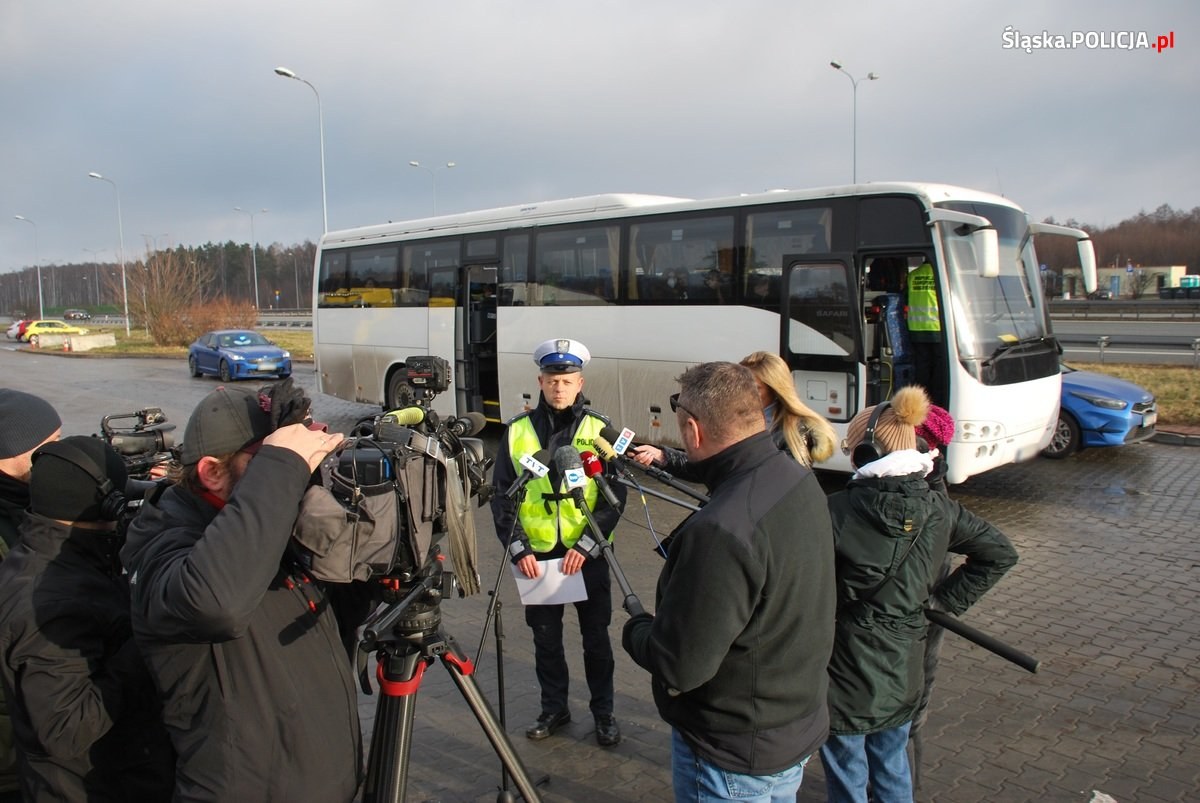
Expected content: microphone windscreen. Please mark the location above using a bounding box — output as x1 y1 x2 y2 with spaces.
599 426 622 446
593 436 618 461
580 451 602 477
553 444 583 472
458 411 488 436
382 406 426 426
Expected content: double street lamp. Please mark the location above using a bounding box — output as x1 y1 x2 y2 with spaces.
87 172 131 335
234 207 268 308
408 161 455 216
12 215 44 320
274 66 328 233
829 60 879 184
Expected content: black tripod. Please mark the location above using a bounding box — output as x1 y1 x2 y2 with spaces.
360 550 543 803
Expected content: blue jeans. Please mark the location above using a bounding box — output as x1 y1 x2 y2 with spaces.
671 729 809 802
820 722 913 803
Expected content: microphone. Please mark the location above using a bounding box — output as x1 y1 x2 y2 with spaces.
381 406 426 426
555 448 647 619
599 426 636 456
581 450 620 510
553 446 588 505
595 432 710 506
446 411 487 437
504 448 552 500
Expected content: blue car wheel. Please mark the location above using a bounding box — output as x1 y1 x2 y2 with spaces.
219 360 233 383
1041 411 1081 459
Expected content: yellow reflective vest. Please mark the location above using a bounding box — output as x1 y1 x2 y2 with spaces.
506 412 609 552
906 262 941 339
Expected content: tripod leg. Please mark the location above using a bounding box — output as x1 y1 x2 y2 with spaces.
440 634 544 803
363 648 428 803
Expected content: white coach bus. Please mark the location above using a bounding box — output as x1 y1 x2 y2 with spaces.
312 182 1095 483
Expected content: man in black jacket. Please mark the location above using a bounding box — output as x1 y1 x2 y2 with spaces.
0 388 62 803
622 362 836 802
0 436 174 802
121 381 362 802
490 338 627 747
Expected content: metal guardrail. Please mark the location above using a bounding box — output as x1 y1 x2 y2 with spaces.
1047 299 1200 321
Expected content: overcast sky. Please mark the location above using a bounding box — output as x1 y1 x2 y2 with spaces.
2 1 1195 269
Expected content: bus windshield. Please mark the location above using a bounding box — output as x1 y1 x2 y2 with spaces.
937 201 1048 361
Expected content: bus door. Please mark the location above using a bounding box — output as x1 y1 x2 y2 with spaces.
458 264 500 421
781 255 862 425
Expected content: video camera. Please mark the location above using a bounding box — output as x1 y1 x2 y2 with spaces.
99 408 177 479
293 356 493 599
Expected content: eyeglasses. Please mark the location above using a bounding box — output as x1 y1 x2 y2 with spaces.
669 392 697 420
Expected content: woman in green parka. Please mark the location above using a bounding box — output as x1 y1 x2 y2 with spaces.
822 386 1018 803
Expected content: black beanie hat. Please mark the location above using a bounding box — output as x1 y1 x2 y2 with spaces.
0 388 62 459
29 436 128 522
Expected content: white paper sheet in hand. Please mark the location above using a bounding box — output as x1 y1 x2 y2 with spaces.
510 559 588 605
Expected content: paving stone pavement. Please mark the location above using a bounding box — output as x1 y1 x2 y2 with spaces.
303 385 1199 803
12 353 1194 803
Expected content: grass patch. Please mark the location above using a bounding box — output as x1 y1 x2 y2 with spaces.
1067 362 1200 426
83 327 314 360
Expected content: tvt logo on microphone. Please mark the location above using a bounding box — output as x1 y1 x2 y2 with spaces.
613 428 635 455
518 453 549 477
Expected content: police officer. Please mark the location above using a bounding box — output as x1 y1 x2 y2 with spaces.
490 338 627 747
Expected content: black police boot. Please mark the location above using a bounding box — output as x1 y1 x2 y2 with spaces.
594 714 621 747
525 710 571 740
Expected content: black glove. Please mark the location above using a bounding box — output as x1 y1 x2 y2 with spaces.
621 612 654 656
259 377 312 430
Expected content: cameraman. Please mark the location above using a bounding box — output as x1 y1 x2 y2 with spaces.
121 381 363 802
490 338 626 748
0 436 174 802
0 388 63 803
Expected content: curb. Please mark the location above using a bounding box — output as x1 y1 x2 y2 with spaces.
1153 431 1200 447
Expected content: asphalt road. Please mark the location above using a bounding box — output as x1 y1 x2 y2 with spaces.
5 348 1200 801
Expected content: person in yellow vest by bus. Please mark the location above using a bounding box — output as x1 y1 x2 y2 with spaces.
490 338 627 748
906 261 947 406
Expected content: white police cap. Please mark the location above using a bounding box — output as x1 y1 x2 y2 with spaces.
532 338 590 373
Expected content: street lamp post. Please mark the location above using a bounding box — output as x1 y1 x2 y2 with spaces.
274 66 328 233
408 161 456 215
87 172 131 335
829 60 879 184
234 207 268 308
12 215 44 320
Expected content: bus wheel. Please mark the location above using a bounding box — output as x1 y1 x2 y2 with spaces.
386 371 416 411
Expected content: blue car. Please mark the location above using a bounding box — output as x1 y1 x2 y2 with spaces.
1041 363 1157 458
188 329 292 382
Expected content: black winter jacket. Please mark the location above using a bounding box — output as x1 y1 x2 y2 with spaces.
623 432 836 774
825 470 1017 734
0 474 27 798
121 446 362 803
0 514 174 802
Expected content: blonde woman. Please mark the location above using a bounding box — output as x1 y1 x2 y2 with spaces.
739 350 837 467
630 351 837 471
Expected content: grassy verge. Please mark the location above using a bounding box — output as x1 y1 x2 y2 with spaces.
83 328 315 360
61 329 1200 425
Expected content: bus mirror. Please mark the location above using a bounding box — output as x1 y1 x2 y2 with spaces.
1078 240 1098 294
927 208 999 277
1028 221 1097 294
973 227 1000 278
